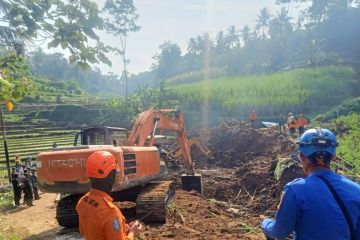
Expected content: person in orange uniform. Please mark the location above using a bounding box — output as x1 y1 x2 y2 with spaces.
297 114 309 135
249 110 257 126
76 151 142 240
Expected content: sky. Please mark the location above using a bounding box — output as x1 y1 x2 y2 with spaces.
95 0 285 75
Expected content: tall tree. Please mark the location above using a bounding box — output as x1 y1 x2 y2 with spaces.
240 25 251 46
154 41 182 80
225 25 240 49
103 0 140 99
308 0 331 23
187 37 201 55
200 32 214 54
269 7 293 38
215 31 226 53
256 8 271 39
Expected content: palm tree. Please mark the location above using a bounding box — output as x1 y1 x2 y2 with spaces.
240 25 251 47
256 8 271 39
225 25 240 49
269 7 293 38
215 31 226 52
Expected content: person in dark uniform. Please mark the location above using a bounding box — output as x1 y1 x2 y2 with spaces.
23 169 34 206
30 168 40 200
11 172 22 207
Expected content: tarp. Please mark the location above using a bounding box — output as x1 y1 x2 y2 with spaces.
262 121 279 128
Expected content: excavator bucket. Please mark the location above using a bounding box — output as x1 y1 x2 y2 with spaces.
181 173 203 195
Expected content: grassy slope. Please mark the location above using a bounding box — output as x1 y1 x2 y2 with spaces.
171 66 357 117
326 113 360 176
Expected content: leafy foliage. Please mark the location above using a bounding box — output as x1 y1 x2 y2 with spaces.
0 53 34 103
0 0 139 68
105 81 178 124
153 41 182 80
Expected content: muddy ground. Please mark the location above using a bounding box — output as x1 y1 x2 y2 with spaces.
1 122 301 240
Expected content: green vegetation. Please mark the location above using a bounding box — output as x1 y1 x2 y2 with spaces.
0 190 13 210
0 0 138 68
130 0 360 94
172 66 356 116
314 97 360 122
167 67 227 85
0 107 77 177
0 54 34 104
239 222 260 234
330 113 360 177
0 232 23 240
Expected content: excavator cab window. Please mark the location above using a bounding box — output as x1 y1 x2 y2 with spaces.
79 128 106 145
74 127 128 146
108 128 128 146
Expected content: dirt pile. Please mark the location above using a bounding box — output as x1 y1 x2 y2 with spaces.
199 122 299 214
139 190 264 240
169 121 299 214
199 121 296 167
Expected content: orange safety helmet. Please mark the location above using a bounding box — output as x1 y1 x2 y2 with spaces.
85 151 120 179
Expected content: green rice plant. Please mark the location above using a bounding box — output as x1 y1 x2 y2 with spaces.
172 66 355 115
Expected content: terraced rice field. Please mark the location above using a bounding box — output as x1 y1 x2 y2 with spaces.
0 109 78 177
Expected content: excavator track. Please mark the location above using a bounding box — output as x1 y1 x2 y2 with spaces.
136 181 174 223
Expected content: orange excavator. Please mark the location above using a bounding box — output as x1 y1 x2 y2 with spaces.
37 109 206 227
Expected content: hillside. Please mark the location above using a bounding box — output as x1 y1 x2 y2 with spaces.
171 66 358 125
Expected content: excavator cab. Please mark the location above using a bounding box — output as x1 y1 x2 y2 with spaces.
74 127 128 146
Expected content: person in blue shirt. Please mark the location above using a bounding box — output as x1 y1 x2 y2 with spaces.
262 128 360 240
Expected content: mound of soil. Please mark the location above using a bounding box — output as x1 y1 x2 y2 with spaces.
139 190 264 240
166 121 298 215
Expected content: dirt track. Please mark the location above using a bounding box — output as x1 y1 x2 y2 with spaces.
2 193 65 239
1 123 300 239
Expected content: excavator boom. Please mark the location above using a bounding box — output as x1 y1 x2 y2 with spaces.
127 109 195 175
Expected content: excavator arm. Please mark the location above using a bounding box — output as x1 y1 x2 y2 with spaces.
169 138 213 160
126 109 195 175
